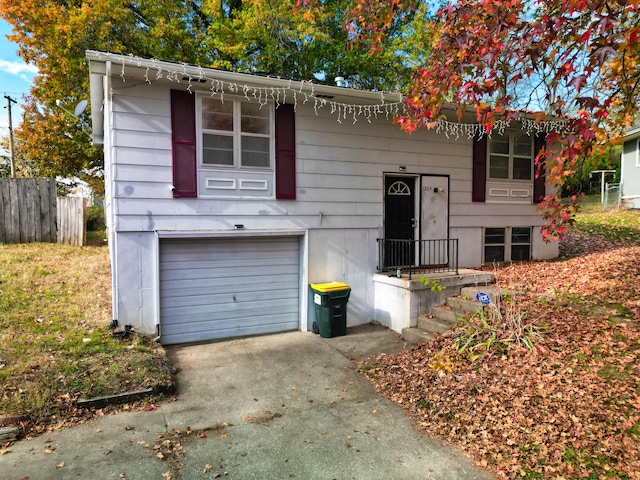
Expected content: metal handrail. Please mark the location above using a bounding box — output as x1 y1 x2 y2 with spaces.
376 238 459 279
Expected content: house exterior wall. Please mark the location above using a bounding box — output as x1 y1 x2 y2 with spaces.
102 79 557 334
622 136 640 209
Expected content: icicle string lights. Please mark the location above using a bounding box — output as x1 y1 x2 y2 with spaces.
99 52 568 136
434 117 569 140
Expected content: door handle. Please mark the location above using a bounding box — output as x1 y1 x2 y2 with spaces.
411 218 417 228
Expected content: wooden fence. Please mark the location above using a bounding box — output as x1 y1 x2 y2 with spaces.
0 178 86 246
56 196 87 246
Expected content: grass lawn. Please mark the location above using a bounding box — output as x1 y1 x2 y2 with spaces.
0 239 173 437
361 196 640 479
572 194 640 245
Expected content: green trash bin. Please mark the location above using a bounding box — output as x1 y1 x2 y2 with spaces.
310 282 351 338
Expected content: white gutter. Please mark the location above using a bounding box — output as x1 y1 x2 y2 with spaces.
85 50 403 105
623 126 640 142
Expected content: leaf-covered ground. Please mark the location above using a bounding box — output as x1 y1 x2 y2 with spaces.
360 230 640 479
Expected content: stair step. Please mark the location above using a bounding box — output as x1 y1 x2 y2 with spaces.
418 314 456 334
401 327 435 345
447 296 484 314
460 286 506 303
430 305 461 324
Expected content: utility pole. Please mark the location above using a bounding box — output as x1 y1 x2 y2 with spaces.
4 95 17 178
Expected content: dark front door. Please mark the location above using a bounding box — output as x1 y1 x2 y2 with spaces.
384 176 415 268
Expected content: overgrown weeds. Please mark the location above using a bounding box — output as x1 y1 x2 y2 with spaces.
452 293 549 363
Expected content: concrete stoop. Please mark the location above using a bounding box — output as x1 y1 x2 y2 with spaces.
401 285 507 345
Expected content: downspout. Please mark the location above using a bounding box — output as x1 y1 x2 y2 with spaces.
104 60 119 323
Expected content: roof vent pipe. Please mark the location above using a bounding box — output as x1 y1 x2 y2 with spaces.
334 76 345 87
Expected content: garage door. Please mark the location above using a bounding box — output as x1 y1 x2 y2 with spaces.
159 236 300 345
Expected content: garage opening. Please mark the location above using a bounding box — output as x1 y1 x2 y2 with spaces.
159 236 300 344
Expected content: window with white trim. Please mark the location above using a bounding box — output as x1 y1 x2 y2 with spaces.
484 227 531 263
488 132 533 181
199 95 273 170
637 139 640 167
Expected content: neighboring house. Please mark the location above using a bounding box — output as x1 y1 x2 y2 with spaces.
621 125 640 209
87 50 558 345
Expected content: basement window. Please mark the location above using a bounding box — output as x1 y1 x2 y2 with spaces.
484 227 531 263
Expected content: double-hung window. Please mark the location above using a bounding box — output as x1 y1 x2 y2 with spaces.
197 95 275 198
489 131 533 181
170 89 295 199
200 97 272 169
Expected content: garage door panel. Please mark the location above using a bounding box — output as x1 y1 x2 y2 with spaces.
160 240 297 259
160 264 300 282
161 289 299 309
160 254 299 272
161 273 300 298
161 319 298 345
161 307 299 329
159 237 300 345
162 312 299 334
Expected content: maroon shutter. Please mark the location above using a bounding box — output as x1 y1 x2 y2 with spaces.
170 90 197 198
533 133 547 204
275 104 296 199
472 134 487 202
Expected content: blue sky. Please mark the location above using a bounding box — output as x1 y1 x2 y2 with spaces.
0 19 37 133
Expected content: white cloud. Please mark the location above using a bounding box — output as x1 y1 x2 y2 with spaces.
0 59 38 76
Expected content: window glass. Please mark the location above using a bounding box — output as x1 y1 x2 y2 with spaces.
485 246 505 263
241 103 270 134
485 228 505 244
512 156 532 180
485 227 506 263
513 133 532 156
489 156 509 179
241 136 270 168
511 227 532 261
489 137 509 154
511 227 531 244
511 245 530 261
202 134 233 165
202 99 233 131
488 132 533 181
199 96 273 171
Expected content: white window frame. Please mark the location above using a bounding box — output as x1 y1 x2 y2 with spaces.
196 93 275 171
636 139 640 168
487 132 534 182
483 226 532 264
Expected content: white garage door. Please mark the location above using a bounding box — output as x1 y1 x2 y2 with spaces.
159 236 300 345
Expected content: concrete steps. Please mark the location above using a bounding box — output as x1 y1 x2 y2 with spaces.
401 286 506 345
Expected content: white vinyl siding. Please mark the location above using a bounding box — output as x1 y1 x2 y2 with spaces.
108 84 550 233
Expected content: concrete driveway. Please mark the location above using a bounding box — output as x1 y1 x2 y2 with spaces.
1 326 494 479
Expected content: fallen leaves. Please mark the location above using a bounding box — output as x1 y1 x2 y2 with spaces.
360 231 640 479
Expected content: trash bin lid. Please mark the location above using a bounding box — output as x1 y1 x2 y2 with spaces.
310 281 350 292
